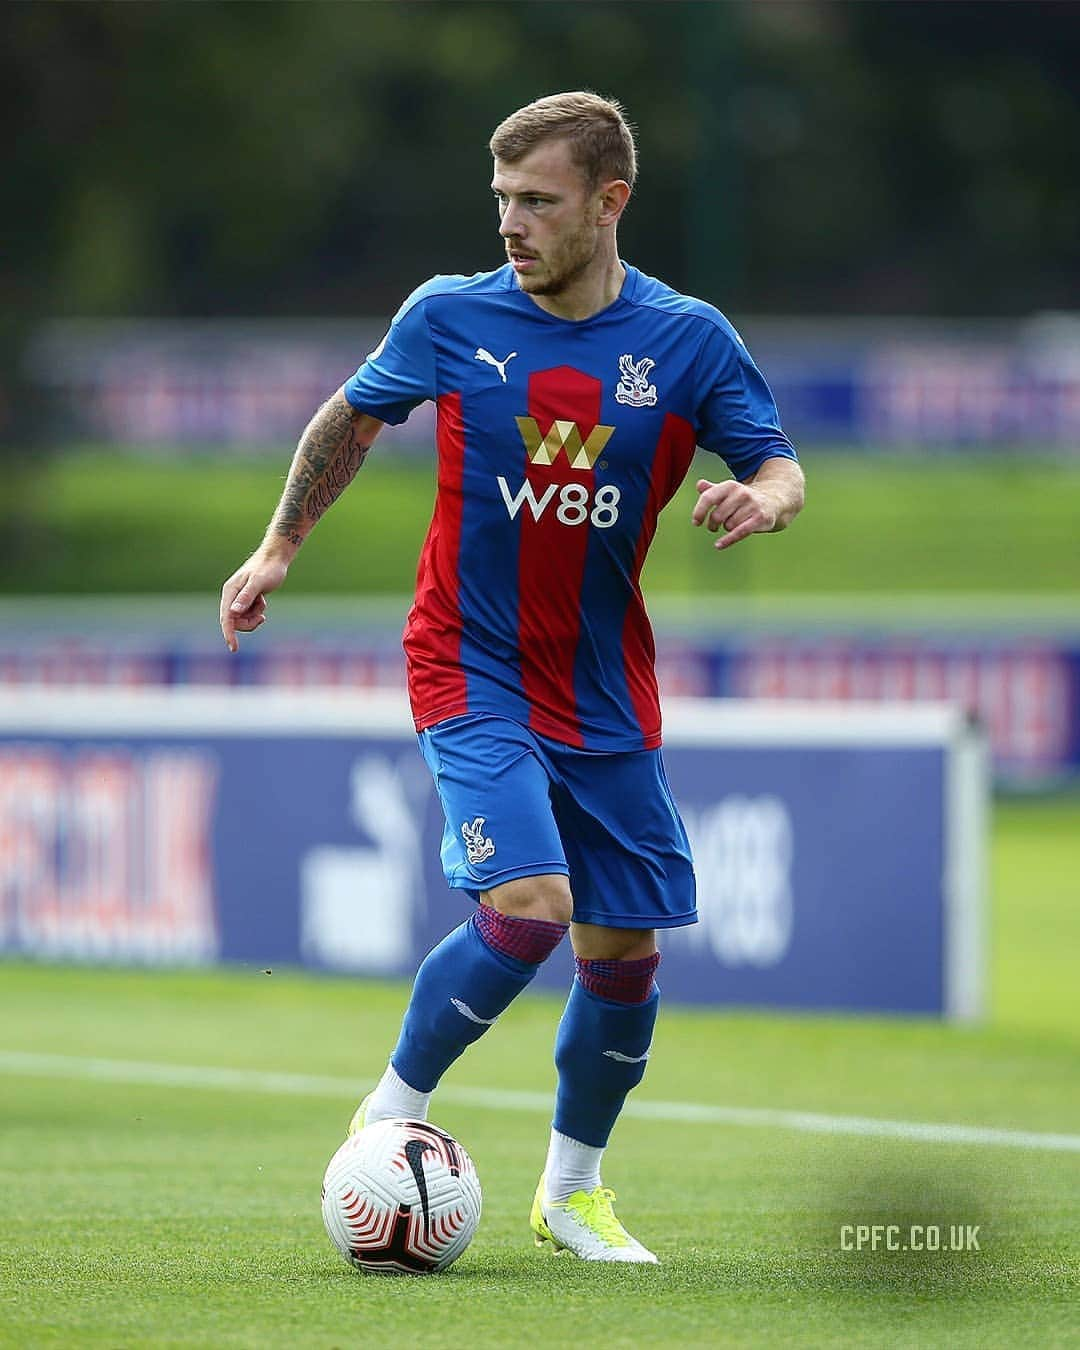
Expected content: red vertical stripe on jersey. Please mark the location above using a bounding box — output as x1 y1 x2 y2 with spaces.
516 366 603 747
405 391 468 727
623 412 697 742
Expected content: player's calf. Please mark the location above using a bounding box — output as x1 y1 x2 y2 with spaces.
358 904 569 1127
534 949 662 1263
540 951 661 1207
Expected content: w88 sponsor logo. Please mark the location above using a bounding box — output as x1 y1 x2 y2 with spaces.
497 476 621 528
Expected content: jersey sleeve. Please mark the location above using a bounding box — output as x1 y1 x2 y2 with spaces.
343 282 439 425
694 318 798 479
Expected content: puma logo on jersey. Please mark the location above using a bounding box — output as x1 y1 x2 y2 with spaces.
475 347 518 383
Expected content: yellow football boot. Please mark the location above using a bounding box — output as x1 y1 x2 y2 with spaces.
530 1179 658 1263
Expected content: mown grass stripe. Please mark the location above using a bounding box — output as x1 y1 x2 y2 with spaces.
2 1049 1078 1153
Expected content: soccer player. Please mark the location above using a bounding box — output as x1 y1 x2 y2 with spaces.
220 92 804 1263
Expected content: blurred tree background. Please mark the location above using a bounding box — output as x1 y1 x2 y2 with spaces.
4 0 1077 332
1 0 1077 598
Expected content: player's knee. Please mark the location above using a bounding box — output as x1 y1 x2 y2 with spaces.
570 924 657 962
483 873 573 927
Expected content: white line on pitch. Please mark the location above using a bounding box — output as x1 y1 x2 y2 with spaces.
1 1050 1078 1154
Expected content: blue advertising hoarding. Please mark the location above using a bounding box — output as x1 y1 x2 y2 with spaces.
0 599 1072 788
0 691 986 1021
27 316 1080 452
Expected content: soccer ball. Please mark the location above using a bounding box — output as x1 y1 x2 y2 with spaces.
321 1118 482 1274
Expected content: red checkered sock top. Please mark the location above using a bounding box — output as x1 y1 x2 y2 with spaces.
574 951 661 1004
472 904 568 966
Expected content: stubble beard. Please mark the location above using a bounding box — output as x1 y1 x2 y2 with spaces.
517 218 599 297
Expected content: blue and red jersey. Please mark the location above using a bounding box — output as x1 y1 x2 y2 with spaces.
344 263 797 751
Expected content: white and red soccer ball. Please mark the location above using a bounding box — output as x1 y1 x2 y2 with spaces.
321 1119 482 1274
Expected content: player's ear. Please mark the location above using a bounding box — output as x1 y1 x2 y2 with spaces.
596 179 631 227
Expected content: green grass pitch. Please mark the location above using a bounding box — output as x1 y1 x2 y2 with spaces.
1 797 1078 1348
8 449 1080 597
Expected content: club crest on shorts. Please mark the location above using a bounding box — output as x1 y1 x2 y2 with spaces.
615 353 658 407
461 816 495 864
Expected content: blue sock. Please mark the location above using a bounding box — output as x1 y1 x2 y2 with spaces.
553 980 660 1149
390 915 538 1092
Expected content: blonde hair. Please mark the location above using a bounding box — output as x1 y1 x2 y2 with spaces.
489 91 637 192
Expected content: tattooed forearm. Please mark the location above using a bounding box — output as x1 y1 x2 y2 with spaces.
270 393 372 545
303 427 369 522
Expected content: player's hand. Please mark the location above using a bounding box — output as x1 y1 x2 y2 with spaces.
691 478 778 551
219 552 290 653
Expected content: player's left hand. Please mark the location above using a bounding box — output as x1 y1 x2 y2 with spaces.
691 478 778 550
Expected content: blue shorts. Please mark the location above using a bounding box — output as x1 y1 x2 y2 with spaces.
418 714 697 930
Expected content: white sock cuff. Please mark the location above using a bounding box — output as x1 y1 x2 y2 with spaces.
367 1060 432 1123
550 1128 598 1157
385 1061 423 1096
544 1128 605 1202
